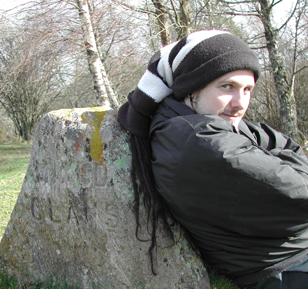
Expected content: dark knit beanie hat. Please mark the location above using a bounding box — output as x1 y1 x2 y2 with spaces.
118 30 262 137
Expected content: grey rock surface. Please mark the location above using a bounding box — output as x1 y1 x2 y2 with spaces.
0 107 210 288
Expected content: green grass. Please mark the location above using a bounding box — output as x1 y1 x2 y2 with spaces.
208 267 240 289
0 271 80 288
0 142 32 239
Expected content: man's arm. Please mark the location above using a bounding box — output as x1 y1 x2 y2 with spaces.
247 121 307 159
152 114 308 238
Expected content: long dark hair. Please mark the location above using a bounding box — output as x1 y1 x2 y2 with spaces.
129 134 175 274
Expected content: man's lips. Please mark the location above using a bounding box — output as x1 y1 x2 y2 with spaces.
221 113 241 118
220 109 246 118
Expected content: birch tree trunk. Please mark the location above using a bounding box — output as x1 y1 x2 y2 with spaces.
76 0 119 109
258 0 299 141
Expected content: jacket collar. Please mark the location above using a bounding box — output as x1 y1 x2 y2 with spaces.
238 121 258 144
156 97 195 118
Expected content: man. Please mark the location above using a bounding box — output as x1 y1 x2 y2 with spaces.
118 30 308 289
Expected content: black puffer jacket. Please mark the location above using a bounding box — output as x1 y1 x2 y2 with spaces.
150 97 308 286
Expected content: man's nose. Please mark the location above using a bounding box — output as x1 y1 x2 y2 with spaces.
230 89 248 109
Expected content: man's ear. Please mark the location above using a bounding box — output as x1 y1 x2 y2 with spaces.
183 95 192 107
183 94 197 113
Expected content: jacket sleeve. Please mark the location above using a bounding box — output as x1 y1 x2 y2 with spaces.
152 114 308 239
247 121 307 159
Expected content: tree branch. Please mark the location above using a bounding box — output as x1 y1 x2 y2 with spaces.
278 0 300 31
109 0 156 16
294 65 308 75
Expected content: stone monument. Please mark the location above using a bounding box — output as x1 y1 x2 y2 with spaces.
0 107 210 288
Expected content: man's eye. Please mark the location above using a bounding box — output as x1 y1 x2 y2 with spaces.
222 84 232 89
244 87 251 92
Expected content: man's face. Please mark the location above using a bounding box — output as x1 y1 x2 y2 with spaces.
184 70 255 129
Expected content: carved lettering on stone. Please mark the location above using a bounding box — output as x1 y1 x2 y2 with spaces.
31 197 43 221
105 203 118 229
68 190 88 225
31 192 88 225
95 164 107 187
48 198 61 223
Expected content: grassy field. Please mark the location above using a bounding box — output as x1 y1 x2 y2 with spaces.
0 142 32 239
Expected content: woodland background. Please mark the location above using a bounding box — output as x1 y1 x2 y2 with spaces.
0 0 307 146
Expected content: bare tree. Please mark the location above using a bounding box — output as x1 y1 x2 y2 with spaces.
76 0 119 109
0 22 64 140
0 0 124 140
110 0 193 45
167 0 192 38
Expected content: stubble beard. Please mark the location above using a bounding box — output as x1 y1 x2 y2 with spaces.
219 108 247 127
